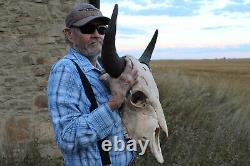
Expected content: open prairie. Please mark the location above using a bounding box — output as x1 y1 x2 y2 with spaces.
133 59 250 166
152 59 250 87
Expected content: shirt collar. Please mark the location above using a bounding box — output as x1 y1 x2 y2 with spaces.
65 48 103 73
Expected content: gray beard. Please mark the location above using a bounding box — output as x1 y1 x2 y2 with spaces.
74 39 102 63
84 53 99 62
73 46 100 63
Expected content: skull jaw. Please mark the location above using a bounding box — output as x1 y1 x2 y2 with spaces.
121 108 165 163
149 127 164 163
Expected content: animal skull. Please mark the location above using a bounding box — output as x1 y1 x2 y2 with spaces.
101 4 168 163
122 56 168 163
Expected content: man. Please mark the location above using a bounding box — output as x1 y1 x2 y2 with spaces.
47 3 138 166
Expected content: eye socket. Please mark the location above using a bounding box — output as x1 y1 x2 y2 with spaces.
130 91 147 107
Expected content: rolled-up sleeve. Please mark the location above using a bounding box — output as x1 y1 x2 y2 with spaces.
48 63 116 153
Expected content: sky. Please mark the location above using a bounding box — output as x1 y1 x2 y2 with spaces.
101 0 250 59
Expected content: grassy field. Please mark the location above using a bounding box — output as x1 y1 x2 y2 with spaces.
152 59 250 88
132 58 250 166
1 59 249 166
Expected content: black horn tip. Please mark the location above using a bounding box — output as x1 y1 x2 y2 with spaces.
151 29 158 47
110 4 118 22
154 29 158 39
114 4 118 10
139 29 159 66
105 4 118 37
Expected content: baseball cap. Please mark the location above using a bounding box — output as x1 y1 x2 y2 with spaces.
65 3 110 28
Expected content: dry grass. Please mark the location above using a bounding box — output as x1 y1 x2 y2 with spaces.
0 136 63 166
133 58 250 166
2 59 249 165
151 59 250 89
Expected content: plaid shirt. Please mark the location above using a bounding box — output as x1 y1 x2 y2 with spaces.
48 48 134 166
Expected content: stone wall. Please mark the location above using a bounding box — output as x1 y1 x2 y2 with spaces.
0 0 89 163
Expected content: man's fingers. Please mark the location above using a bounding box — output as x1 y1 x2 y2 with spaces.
99 73 110 81
124 57 133 73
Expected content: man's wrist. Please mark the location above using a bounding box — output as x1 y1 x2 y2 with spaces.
108 100 119 111
108 96 123 111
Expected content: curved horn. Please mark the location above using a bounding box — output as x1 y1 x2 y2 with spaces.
101 4 126 78
139 29 158 66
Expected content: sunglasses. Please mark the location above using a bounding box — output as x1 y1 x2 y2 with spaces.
75 24 107 35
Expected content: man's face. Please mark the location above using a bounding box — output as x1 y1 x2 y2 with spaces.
69 22 106 61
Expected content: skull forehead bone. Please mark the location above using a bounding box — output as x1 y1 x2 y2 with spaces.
100 4 168 163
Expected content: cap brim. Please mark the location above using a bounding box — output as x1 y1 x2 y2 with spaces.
72 16 110 27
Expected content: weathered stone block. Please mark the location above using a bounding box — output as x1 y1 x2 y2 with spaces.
37 80 48 90
33 122 54 143
35 0 49 3
20 2 50 20
5 117 30 143
22 54 34 65
34 94 48 108
37 36 56 44
33 67 47 76
4 77 17 87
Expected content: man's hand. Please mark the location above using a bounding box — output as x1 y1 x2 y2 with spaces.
100 57 138 110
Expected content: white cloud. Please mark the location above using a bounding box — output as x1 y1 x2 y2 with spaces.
101 0 250 59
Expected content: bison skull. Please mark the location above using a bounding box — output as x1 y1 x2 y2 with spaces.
122 56 168 163
101 4 168 163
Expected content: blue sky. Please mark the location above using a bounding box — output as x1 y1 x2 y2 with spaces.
101 0 250 59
